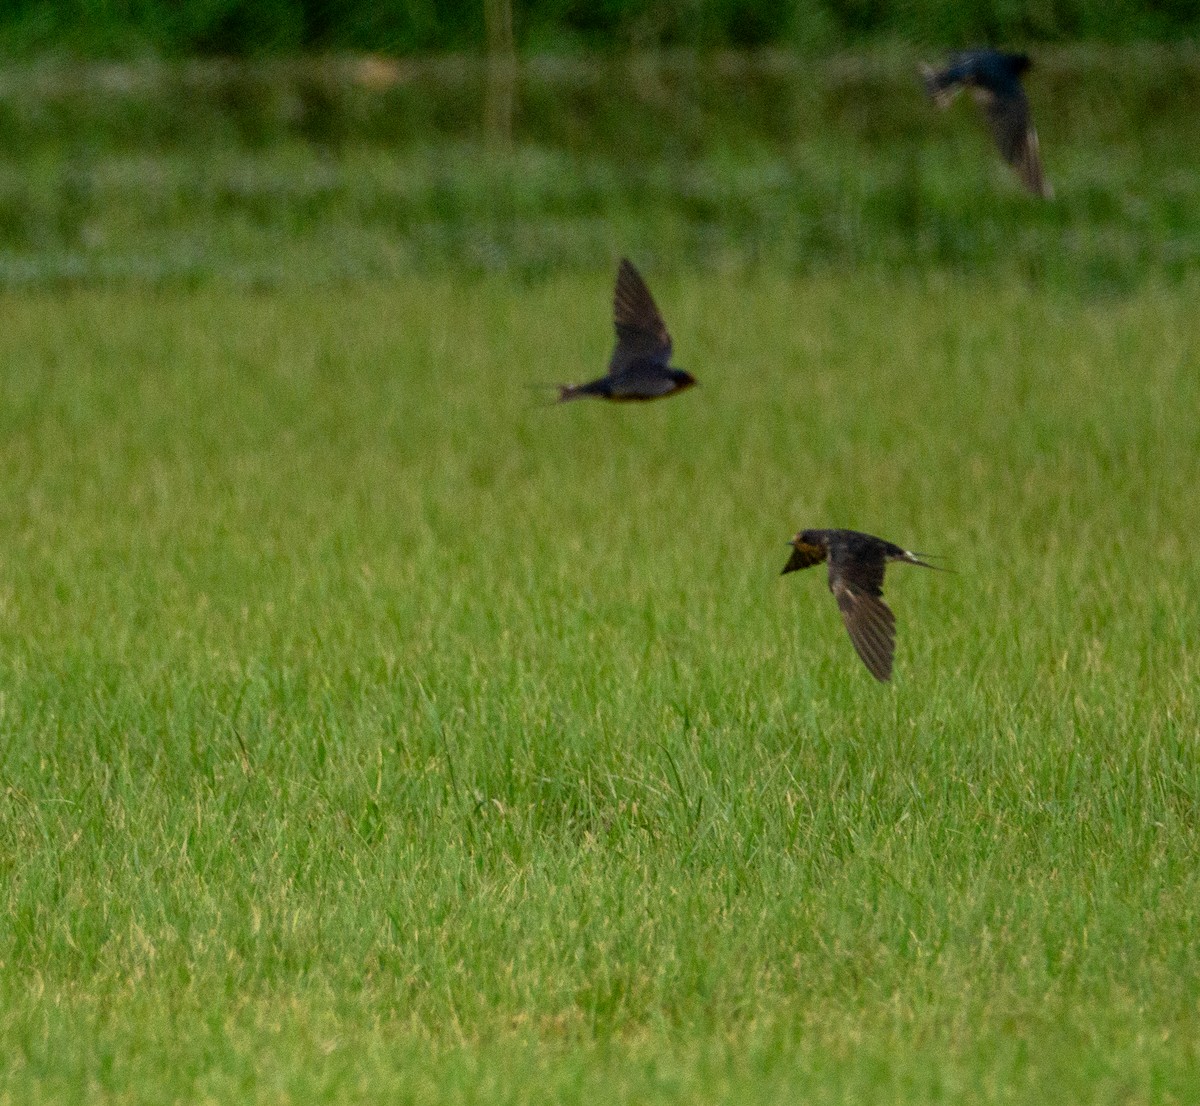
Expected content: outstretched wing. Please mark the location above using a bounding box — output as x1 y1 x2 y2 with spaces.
830 580 896 682
829 551 894 682
982 89 1051 198
610 258 673 373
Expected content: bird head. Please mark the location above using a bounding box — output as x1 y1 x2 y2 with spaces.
671 369 697 390
782 530 828 574
1009 52 1033 74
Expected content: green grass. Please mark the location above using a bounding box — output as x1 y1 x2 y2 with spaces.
1 46 1199 289
1 271 1198 1101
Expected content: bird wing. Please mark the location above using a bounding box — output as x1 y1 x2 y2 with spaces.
830 578 896 682
781 540 828 575
610 259 673 373
981 89 1051 198
829 551 894 681
831 545 886 597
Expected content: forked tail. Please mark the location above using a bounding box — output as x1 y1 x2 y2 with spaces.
905 550 953 572
919 64 959 110
521 381 582 407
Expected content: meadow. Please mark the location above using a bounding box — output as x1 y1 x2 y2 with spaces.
1 46 1198 289
1 47 1200 1104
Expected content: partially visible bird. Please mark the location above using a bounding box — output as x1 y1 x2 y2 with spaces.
921 49 1052 199
556 258 696 403
782 528 942 682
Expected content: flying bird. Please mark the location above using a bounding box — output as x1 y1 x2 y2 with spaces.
555 258 696 403
921 49 1052 199
782 528 942 682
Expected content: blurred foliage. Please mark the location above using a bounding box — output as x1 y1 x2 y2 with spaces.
0 46 1197 291
0 0 1197 56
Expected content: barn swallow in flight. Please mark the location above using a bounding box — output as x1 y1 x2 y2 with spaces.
921 49 1052 199
782 528 942 682
556 258 696 403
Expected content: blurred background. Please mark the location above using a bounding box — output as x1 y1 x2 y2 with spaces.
1 1 1197 291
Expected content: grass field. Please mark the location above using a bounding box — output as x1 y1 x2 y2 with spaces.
1 268 1198 1101
2 46 1199 289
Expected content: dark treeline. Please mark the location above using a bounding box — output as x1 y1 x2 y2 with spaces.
0 0 1196 56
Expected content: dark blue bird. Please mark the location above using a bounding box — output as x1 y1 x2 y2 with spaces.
782 528 943 682
556 259 695 403
921 49 1052 199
